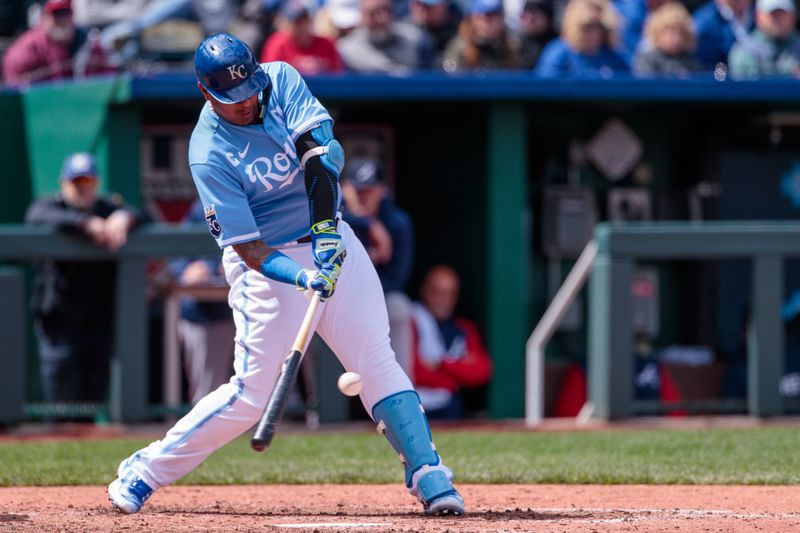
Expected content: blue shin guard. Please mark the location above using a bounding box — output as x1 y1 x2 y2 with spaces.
372 391 464 514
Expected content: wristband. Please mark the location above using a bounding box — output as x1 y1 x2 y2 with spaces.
259 251 305 287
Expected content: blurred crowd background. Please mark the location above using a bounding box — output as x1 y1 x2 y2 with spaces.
3 0 800 86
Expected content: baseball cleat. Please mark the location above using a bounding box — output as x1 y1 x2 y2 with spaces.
108 470 154 514
424 490 465 516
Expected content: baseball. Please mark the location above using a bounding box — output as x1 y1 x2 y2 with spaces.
337 372 363 396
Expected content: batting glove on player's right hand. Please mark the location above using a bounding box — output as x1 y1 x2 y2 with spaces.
296 264 341 300
310 219 346 270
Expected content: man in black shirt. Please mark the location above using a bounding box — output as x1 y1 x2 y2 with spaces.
25 152 145 404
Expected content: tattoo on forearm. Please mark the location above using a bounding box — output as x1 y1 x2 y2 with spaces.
232 240 273 271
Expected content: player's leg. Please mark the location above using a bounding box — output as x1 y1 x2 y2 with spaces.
109 251 311 513
314 222 465 515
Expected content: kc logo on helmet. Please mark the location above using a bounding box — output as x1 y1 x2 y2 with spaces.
228 64 248 80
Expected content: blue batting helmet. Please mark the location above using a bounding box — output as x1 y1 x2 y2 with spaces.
195 33 269 104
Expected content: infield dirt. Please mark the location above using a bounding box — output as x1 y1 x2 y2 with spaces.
2 484 799 532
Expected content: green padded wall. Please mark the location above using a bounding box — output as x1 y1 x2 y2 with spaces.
21 76 133 200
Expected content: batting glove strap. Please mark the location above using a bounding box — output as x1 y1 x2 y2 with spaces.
311 219 337 235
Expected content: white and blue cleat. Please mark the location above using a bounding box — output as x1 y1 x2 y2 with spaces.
424 489 466 516
108 469 154 514
413 466 466 516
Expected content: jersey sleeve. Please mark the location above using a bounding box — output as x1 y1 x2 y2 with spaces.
190 163 260 248
271 62 332 140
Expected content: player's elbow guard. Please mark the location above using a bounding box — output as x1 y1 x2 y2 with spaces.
295 121 345 177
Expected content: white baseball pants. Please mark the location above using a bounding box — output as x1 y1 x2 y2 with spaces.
122 221 413 489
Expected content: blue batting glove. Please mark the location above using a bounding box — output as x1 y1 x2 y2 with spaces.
310 219 346 269
308 263 341 300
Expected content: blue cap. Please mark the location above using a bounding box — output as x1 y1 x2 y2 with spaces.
469 0 502 13
344 157 384 188
261 0 282 12
195 33 269 104
61 152 98 180
416 0 445 5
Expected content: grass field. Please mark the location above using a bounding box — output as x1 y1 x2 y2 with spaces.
1 427 799 486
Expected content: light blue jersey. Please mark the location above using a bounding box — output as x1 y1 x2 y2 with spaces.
188 61 338 247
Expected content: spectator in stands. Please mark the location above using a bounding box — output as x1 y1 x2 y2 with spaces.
315 0 362 39
728 0 800 78
2 0 113 86
442 0 520 71
25 153 145 405
407 0 462 64
169 200 235 405
518 0 558 69
237 0 282 52
72 0 148 30
692 0 754 71
534 0 628 77
337 0 433 72
632 3 702 76
614 0 677 60
411 264 492 419
260 0 344 74
97 0 251 68
341 157 415 372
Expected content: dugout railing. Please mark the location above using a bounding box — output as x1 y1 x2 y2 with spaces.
527 221 800 425
0 225 350 425
0 225 214 424
588 221 800 420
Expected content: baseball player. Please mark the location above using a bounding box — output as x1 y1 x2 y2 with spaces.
107 33 465 516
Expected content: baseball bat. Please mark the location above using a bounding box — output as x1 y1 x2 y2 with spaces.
251 292 323 452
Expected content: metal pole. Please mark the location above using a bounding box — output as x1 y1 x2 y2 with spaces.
526 241 597 426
